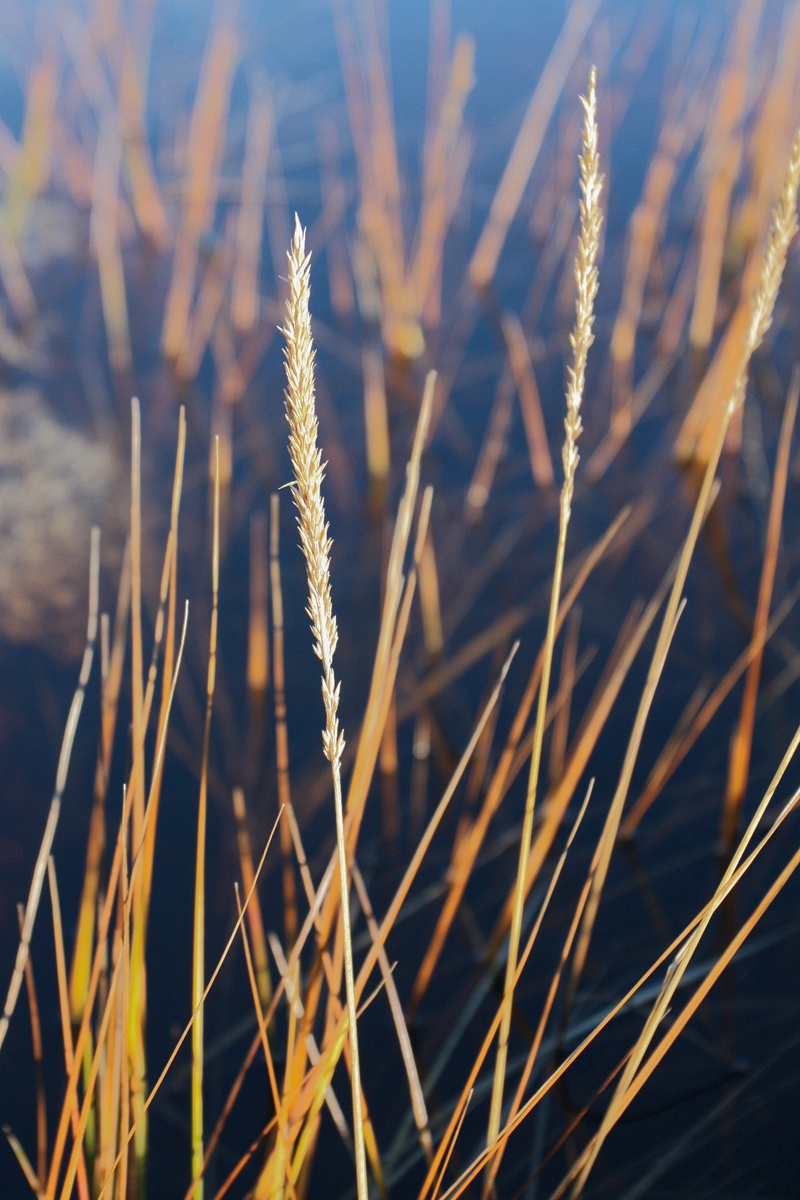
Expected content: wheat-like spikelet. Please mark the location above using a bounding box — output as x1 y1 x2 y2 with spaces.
281 214 367 1200
730 126 800 416
562 65 602 521
281 215 345 768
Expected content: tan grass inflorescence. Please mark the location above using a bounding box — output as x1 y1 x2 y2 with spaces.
280 214 368 1200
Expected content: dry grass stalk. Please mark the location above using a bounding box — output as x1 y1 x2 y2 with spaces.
246 511 270 697
486 64 602 1154
0 527 100 1058
162 22 238 361
501 311 555 489
688 0 761 351
281 215 368 1200
722 368 799 847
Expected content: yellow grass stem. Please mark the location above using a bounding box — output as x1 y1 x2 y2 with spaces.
621 579 800 839
362 342 391 489
162 22 238 360
688 0 762 351
231 789 272 1012
246 512 270 697
47 861 90 1200
487 66 602 1154
722 367 798 847
0 526 100 1057
53 602 189 1200
500 311 555 489
191 439 221 1199
280 214 368 1200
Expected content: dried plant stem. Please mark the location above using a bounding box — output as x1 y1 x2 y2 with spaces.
281 215 367 1200
0 526 100 1056
487 66 602 1156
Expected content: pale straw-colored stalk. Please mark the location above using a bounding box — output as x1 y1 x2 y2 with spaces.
281 215 367 1200
486 66 602 1159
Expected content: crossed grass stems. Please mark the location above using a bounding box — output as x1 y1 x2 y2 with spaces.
1 60 800 1200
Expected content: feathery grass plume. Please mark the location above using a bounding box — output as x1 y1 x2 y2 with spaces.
487 65 602 1160
281 214 368 1200
729 126 800 418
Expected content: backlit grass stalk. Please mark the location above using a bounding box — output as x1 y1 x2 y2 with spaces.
486 65 602 1155
281 215 368 1200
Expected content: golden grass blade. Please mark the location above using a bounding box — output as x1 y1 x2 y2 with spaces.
621 579 800 839
50 602 189 1200
47 859 90 1200
118 38 168 247
191 438 221 1200
5 50 57 239
0 526 100 1056
246 512 270 698
722 367 798 848
688 2 760 352
500 312 555 489
281 215 368 1200
487 67 602 1152
162 21 238 360
231 788 272 1011
362 342 391 491
430 1090 473 1200
468 0 601 290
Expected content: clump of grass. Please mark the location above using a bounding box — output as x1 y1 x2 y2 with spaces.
3 12 800 1200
